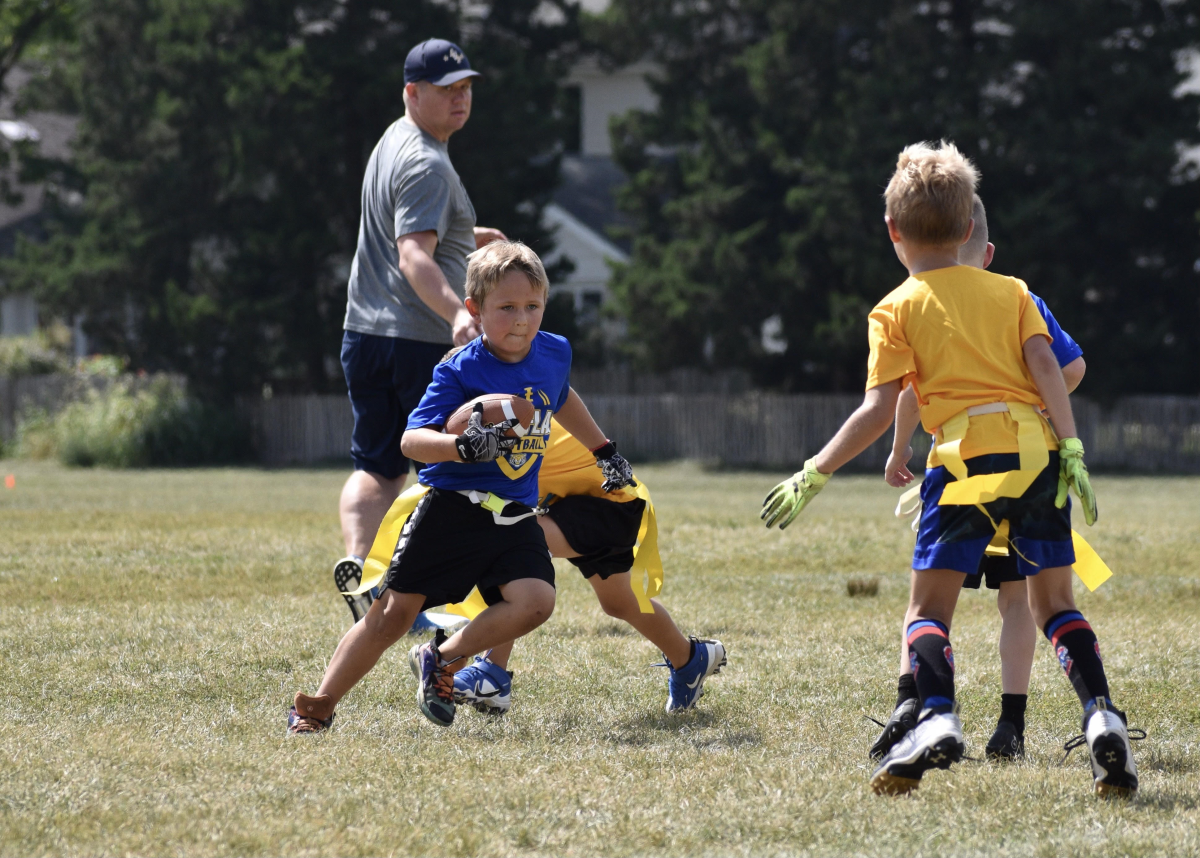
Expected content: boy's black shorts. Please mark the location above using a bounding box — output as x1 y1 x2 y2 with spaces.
962 553 1024 590
384 488 555 611
544 495 647 580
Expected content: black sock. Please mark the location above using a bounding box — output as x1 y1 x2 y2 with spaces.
896 673 918 708
999 693 1027 734
907 619 955 713
1044 610 1111 712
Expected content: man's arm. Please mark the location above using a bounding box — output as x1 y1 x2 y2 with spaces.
1061 356 1085 394
813 380 903 474
396 230 478 345
473 227 507 249
885 383 921 487
1024 336 1077 439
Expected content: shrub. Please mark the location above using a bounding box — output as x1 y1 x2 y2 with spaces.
0 330 72 376
16 377 251 467
14 408 58 460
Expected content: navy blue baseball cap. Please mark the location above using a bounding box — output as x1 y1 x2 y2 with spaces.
404 39 481 86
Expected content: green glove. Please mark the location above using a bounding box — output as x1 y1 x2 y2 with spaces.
761 458 831 529
1055 437 1098 526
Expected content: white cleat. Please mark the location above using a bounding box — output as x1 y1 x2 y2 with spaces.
870 709 964 795
1085 702 1138 798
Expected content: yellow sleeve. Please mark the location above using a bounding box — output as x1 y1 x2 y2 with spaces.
865 300 915 392
1016 280 1051 346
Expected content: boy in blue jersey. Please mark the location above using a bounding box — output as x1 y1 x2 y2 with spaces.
289 241 635 732
870 195 1087 762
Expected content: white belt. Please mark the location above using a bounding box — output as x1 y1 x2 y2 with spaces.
457 489 542 525
929 401 1017 438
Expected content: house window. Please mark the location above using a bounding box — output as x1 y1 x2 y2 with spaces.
559 85 582 155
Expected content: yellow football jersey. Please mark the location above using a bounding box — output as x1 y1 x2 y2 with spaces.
867 265 1057 467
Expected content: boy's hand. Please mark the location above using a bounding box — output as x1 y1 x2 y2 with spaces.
454 403 518 463
885 445 915 488
592 441 637 492
761 458 830 529
1055 437 1097 525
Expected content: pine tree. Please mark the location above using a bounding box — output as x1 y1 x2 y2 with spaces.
597 0 1200 394
5 0 578 395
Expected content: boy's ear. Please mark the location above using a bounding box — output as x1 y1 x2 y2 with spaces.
982 242 995 269
960 218 975 245
464 296 481 319
885 215 902 243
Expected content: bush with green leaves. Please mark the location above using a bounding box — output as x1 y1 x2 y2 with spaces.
17 378 250 467
0 331 71 377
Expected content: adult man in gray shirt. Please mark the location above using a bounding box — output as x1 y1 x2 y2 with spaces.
335 38 505 621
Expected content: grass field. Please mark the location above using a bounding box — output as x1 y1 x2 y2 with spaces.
1 460 1198 856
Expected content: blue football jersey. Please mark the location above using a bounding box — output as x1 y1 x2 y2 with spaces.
1029 292 1083 368
406 332 572 506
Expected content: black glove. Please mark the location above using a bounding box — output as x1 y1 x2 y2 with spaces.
455 403 518 463
592 440 637 492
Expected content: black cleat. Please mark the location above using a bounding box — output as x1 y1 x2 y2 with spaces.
985 719 1025 760
333 556 374 623
869 697 920 760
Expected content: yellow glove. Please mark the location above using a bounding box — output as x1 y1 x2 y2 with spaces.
761 458 831 529
1055 437 1097 526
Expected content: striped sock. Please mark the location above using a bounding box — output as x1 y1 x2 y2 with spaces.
907 619 955 714
1044 610 1111 712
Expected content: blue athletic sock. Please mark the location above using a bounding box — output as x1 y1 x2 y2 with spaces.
907 619 955 714
1044 610 1111 713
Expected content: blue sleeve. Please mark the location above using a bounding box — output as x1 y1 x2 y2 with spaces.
1030 292 1083 368
549 335 571 411
405 360 467 430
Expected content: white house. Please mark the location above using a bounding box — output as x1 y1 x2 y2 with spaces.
543 57 658 318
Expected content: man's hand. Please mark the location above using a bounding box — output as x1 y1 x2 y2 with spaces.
473 226 507 249
1055 437 1097 525
885 445 915 488
592 441 637 492
761 458 831 529
451 306 480 346
454 403 518 463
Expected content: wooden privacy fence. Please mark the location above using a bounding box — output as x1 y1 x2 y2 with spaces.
239 392 1200 473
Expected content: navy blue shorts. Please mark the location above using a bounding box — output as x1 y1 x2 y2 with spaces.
914 452 1074 577
341 331 449 480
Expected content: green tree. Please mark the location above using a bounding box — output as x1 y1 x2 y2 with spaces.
595 0 1200 394
6 0 578 395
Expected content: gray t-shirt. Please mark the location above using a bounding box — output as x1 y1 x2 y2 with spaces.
343 116 477 343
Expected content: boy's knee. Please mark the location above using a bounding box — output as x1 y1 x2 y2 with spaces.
503 579 556 627
364 592 417 641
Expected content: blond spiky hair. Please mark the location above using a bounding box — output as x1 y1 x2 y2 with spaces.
884 140 979 246
464 240 549 307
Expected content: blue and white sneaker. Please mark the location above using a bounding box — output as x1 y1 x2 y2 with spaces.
664 637 727 712
410 611 469 635
453 655 513 715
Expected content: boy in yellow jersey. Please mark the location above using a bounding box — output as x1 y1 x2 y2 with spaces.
868 195 1087 763
451 423 727 714
761 142 1136 798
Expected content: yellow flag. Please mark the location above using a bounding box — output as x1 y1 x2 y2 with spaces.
1071 530 1113 592
629 482 664 613
351 485 430 596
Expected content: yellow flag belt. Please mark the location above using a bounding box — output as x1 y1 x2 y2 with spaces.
895 401 1112 591
352 481 665 620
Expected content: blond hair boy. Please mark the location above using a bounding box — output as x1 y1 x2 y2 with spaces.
291 240 637 731
762 142 1136 798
